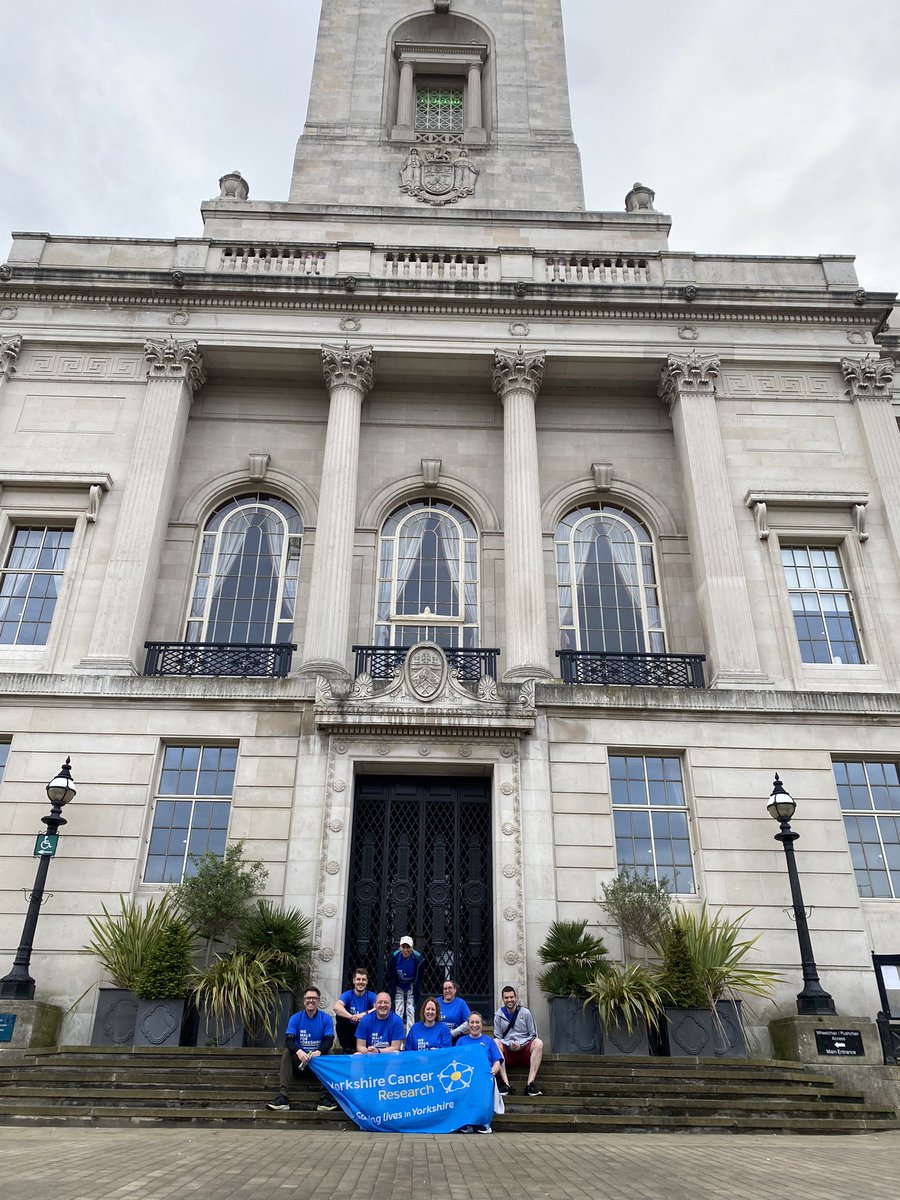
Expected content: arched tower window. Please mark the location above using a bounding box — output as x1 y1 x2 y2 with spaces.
185 494 302 645
375 498 479 649
555 504 665 654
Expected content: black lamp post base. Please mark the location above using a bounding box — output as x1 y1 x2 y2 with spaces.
0 975 37 1001
797 990 837 1016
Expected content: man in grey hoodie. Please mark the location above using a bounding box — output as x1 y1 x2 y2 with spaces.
492 985 543 1096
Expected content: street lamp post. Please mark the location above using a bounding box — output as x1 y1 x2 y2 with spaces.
0 757 77 1000
767 772 836 1016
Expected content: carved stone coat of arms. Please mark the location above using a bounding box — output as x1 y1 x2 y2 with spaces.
400 147 479 207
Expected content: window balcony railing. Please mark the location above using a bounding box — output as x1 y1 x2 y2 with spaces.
144 641 297 679
353 645 500 683
556 650 706 688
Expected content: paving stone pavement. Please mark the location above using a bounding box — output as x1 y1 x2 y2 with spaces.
1 1127 898 1200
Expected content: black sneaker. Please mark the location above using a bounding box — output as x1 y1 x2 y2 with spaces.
266 1094 290 1111
497 1082 510 1096
474 1124 493 1134
316 1101 339 1112
524 1082 542 1097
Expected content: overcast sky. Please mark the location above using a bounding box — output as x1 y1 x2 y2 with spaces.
2 1 898 296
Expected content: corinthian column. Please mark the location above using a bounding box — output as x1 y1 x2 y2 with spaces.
300 343 375 678
843 354 900 560
659 352 768 688
493 347 552 680
79 338 206 674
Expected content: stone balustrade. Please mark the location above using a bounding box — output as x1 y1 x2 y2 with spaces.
381 250 490 281
218 245 328 274
545 255 651 284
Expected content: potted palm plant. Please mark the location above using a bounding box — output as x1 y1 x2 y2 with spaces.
85 894 175 1045
537 919 609 1053
235 899 314 1046
583 962 663 1056
653 904 780 1058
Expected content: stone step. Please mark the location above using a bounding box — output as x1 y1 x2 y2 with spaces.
0 1103 895 1135
3 1086 890 1121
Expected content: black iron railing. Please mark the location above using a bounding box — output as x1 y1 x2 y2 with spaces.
556 650 706 688
144 641 297 678
352 645 500 683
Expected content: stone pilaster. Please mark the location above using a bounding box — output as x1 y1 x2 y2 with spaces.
78 338 206 674
659 352 768 688
843 354 900 566
493 347 552 680
0 333 21 384
300 343 375 678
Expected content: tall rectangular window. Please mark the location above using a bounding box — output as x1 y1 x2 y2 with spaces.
781 546 862 665
0 741 9 787
144 745 237 884
610 754 695 893
834 760 900 899
0 527 73 646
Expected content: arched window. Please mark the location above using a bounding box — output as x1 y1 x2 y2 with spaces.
555 504 664 654
185 494 302 644
375 498 479 649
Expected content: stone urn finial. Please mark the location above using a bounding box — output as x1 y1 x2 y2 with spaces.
218 170 250 201
625 181 655 212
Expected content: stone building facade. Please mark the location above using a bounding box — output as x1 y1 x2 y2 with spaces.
0 0 898 1046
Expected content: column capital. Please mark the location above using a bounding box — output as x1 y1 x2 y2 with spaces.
143 337 207 395
492 347 546 399
658 351 721 407
322 342 375 394
841 353 895 401
0 334 22 380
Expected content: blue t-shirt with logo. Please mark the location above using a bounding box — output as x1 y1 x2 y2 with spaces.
460 1033 502 1067
285 1008 334 1051
405 1021 452 1052
436 995 471 1032
338 988 376 1016
395 953 417 988
357 1010 405 1049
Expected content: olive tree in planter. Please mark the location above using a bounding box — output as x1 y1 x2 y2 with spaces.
537 919 609 1054
84 894 175 1045
133 918 193 1047
654 905 780 1059
583 962 663 1057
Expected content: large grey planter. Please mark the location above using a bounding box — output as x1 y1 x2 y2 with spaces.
91 988 139 1046
196 1006 244 1048
249 990 295 1048
599 1014 651 1056
134 998 186 1047
663 1000 746 1058
547 996 601 1054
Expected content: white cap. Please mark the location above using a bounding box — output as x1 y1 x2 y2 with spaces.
399 935 414 947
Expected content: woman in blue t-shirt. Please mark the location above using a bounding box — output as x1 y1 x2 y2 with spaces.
405 998 452 1052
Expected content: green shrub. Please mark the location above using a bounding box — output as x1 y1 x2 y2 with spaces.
133 919 193 1000
597 869 672 955
170 840 267 963
656 924 708 1009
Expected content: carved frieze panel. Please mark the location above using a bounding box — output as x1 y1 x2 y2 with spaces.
719 371 837 398
15 349 145 382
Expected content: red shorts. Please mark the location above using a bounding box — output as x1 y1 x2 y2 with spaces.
501 1040 533 1068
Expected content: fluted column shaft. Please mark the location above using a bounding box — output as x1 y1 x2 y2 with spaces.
844 353 900 558
301 343 374 677
466 62 483 130
397 60 415 130
660 352 766 687
80 339 206 674
494 348 552 680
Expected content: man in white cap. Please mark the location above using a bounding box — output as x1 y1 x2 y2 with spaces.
385 935 425 1033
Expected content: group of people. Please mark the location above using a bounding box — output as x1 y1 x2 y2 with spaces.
266 936 544 1135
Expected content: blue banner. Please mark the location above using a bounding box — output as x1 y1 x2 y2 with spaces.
310 1044 495 1133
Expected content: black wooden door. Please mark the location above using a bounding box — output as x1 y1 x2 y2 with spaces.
343 775 494 1013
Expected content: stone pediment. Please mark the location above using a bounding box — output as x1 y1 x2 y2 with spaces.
314 643 535 737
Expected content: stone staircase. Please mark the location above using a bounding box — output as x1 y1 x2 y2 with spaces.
0 1047 896 1134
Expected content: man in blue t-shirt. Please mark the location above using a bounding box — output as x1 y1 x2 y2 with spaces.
355 991 405 1053
385 935 425 1033
266 987 337 1112
435 978 471 1041
456 1011 503 1134
333 967 377 1052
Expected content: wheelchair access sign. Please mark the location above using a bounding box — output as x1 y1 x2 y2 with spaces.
33 833 59 857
